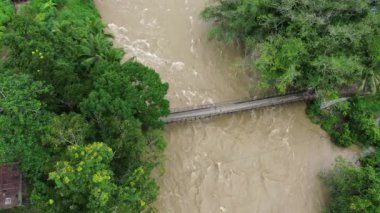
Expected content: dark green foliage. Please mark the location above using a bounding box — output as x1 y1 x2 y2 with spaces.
359 95 380 116
361 149 380 171
348 98 380 145
331 123 356 147
202 0 380 93
0 0 14 40
307 97 380 212
79 60 168 175
1 0 169 211
2 0 121 111
113 166 160 213
81 60 169 131
307 97 380 147
323 158 380 213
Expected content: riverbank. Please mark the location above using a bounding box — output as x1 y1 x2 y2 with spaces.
94 1 359 212
0 0 168 211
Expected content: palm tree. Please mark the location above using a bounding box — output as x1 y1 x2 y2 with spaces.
78 33 123 68
75 18 123 68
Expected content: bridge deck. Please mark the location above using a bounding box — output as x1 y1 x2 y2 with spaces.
163 92 315 123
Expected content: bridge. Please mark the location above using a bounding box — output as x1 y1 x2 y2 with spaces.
163 91 318 123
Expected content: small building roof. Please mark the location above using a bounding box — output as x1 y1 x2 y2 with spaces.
0 163 22 209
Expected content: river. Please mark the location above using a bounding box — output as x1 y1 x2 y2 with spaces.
94 1 357 212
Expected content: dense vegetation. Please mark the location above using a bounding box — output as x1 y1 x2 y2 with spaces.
0 0 168 212
307 97 380 147
307 96 380 212
201 0 380 94
322 156 380 212
202 0 380 212
0 0 14 40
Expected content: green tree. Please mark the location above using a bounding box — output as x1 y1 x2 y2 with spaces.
2 15 90 110
307 96 380 147
323 158 380 212
361 33 380 93
361 149 380 171
0 71 54 180
1 1 169 211
0 0 14 40
121 60 170 129
256 36 307 92
32 142 161 213
201 0 380 94
113 166 160 213
80 60 169 174
42 113 91 154
2 2 116 111
348 97 380 145
46 142 116 212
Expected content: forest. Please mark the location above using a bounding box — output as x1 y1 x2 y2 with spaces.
1 0 380 212
202 0 380 212
0 0 169 212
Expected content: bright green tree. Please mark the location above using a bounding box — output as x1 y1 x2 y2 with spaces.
47 142 116 212
0 71 54 180
0 0 14 40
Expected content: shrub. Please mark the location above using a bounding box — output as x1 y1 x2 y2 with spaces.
0 0 14 40
323 159 380 213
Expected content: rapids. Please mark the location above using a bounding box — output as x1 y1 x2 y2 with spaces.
94 1 357 212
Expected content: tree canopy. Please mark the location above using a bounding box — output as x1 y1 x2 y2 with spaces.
201 0 380 94
47 143 117 212
0 0 169 211
0 0 14 40
202 1 380 211
0 71 54 180
323 158 380 213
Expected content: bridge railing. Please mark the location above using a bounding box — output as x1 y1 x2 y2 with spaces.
169 89 307 113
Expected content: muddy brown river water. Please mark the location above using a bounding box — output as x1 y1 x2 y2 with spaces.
94 1 357 212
